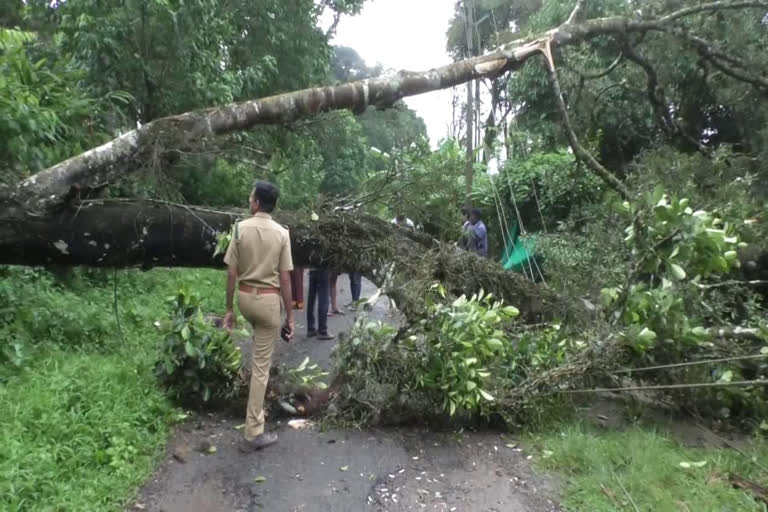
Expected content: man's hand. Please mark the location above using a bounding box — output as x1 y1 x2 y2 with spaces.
223 310 236 332
281 318 295 343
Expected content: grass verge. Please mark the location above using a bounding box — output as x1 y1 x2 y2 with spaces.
528 423 768 511
0 267 225 511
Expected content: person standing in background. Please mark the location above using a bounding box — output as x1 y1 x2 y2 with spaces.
468 208 488 257
307 268 334 340
348 271 362 307
289 267 304 310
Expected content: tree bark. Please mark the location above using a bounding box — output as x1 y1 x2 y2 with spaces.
11 1 767 213
0 199 565 323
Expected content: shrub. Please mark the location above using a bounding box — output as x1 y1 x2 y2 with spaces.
155 290 242 403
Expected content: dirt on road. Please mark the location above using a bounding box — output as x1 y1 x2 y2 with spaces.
132 275 562 512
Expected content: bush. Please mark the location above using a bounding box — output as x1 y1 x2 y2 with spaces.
154 290 242 403
332 285 585 425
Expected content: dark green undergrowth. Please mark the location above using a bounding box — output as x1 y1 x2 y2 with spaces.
528 424 768 512
0 266 225 511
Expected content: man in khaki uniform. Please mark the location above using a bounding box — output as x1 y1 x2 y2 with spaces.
223 181 294 451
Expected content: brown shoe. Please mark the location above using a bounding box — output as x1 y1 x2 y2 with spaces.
239 432 278 453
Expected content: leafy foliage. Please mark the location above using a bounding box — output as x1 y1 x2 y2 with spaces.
0 28 120 181
604 187 746 353
333 285 584 424
413 285 520 416
281 356 329 391
155 290 242 403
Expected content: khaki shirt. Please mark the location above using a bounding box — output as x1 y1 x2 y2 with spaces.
223 212 293 289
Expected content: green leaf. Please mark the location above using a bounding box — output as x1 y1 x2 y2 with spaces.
486 338 504 350
669 263 686 281
181 325 191 340
478 389 494 401
637 328 657 342
466 381 477 391
502 306 520 318
184 341 196 357
254 476 266 483
719 370 733 383
449 400 456 416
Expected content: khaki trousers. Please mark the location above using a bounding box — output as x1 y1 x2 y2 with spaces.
237 291 281 440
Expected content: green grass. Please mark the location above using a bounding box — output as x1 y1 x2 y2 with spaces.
0 266 226 511
529 424 768 512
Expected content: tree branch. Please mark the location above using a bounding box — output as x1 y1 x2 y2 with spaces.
622 39 711 152
672 30 768 92
9 1 768 212
568 51 624 80
545 54 631 199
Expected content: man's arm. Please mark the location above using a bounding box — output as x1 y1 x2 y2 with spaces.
278 232 295 341
476 224 488 256
223 264 238 330
279 271 294 333
222 222 239 331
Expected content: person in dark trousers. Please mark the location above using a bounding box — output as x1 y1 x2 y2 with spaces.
468 208 488 257
348 271 362 305
307 268 334 340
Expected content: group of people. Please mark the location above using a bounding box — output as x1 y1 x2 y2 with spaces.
287 268 361 340
222 180 489 452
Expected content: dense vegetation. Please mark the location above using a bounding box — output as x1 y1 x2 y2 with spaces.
2 0 768 510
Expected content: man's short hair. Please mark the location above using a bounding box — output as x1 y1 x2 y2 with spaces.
470 207 482 219
251 181 279 213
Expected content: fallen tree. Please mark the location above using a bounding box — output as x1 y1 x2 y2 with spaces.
0 198 563 322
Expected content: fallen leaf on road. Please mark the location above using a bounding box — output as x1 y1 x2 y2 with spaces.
207 445 217 454
505 443 517 449
340 465 349 472
254 476 266 483
234 424 245 430
288 419 312 430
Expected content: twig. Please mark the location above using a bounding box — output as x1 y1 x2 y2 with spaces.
567 51 624 80
607 353 768 375
697 280 768 289
613 472 640 512
559 379 768 394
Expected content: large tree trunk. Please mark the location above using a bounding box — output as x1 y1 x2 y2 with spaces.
0 198 564 322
